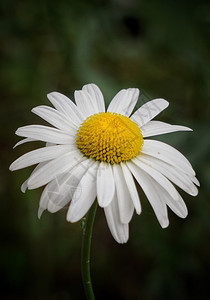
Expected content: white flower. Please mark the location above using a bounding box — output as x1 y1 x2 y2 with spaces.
10 84 199 243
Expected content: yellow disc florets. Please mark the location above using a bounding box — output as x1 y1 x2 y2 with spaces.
76 112 144 164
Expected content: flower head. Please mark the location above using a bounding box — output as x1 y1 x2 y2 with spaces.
10 84 199 243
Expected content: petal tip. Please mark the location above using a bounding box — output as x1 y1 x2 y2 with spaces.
155 98 169 108
66 213 77 223
47 91 57 97
38 207 45 219
9 164 14 171
190 189 198 197
180 212 188 219
162 99 169 108
15 128 20 136
160 219 169 229
118 233 129 244
136 208 142 215
194 178 200 187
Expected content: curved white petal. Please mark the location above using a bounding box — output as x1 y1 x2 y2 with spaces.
47 92 84 125
104 193 129 244
27 150 84 189
120 162 141 214
113 164 134 224
20 142 58 193
32 106 77 132
137 155 198 196
107 88 139 116
39 172 71 215
141 120 192 138
97 162 115 207
16 125 75 145
21 180 28 193
67 161 99 222
21 162 47 193
191 176 200 187
161 188 188 218
13 137 36 148
39 159 94 216
38 207 45 219
127 162 169 228
131 98 169 127
9 145 73 171
141 140 195 176
129 167 188 219
132 157 180 201
74 90 100 119
82 83 105 112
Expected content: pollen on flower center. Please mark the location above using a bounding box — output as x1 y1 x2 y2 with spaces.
76 112 144 164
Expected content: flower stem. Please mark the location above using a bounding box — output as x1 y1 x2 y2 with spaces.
81 200 97 300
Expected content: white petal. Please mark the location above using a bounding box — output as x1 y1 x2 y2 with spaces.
191 176 200 186
82 83 105 112
13 138 36 148
21 162 47 193
21 180 28 193
21 142 53 193
113 164 134 224
132 157 180 201
141 120 192 138
129 167 188 219
137 155 198 196
39 158 94 216
74 90 100 119
96 162 115 207
127 162 169 228
141 140 195 176
32 106 77 132
47 189 70 213
38 207 45 219
104 193 129 244
121 163 141 214
162 189 188 218
131 98 169 127
16 125 74 144
47 92 84 125
27 150 84 189
9 145 74 171
67 161 99 222
40 172 71 214
107 88 139 116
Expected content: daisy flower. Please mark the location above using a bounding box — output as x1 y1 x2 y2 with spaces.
10 84 199 243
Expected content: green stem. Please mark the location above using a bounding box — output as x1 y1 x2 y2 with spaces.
81 200 97 300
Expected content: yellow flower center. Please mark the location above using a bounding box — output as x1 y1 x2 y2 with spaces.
76 112 143 164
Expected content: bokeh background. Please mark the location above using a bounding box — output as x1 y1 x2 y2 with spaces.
1 0 210 299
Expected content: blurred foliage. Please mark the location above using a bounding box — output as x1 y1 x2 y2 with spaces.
1 0 210 299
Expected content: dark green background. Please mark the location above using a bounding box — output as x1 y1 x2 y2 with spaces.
1 0 210 299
